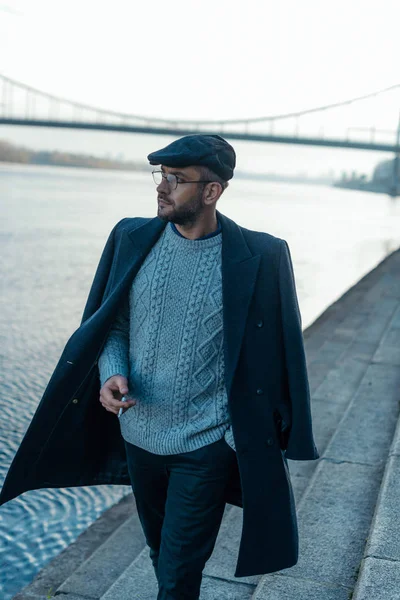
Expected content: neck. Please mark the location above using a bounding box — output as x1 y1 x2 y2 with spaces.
173 213 218 240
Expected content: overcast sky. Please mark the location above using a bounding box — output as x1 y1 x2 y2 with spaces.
1 0 399 176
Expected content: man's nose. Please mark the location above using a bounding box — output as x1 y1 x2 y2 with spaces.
157 177 169 194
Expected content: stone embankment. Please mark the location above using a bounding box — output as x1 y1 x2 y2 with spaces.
13 248 400 600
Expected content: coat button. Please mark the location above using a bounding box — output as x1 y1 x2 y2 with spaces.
72 398 79 404
266 437 274 446
256 388 264 395
256 319 264 328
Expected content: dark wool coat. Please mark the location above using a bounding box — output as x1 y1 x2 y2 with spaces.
0 209 319 577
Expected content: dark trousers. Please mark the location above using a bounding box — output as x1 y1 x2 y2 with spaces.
124 437 237 600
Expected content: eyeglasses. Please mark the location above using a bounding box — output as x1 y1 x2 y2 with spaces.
152 170 211 191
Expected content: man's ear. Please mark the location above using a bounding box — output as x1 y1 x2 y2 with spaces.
204 182 222 204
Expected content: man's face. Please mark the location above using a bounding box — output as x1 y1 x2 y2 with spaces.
156 165 207 226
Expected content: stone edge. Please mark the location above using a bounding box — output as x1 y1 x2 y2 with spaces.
351 411 400 600
303 247 400 339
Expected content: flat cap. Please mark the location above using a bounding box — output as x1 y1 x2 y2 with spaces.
147 134 236 181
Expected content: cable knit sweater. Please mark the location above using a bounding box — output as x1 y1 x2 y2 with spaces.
98 219 236 455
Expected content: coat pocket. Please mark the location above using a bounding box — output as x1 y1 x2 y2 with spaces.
273 409 291 450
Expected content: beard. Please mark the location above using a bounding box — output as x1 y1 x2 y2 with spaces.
157 187 205 226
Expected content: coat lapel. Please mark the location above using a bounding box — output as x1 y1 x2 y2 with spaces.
217 210 261 397
105 209 260 399
105 217 167 301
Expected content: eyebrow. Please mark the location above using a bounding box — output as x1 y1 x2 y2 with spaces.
161 166 188 179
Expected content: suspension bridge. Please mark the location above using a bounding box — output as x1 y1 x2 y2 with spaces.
1 74 400 192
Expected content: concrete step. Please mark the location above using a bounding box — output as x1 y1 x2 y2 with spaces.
98 280 392 599
101 542 258 600
349 307 400 600
303 252 399 367
55 507 146 598
252 299 400 599
351 416 400 600
289 296 397 501
203 306 389 593
97 253 400 600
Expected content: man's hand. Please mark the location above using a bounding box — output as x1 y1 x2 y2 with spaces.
99 375 136 415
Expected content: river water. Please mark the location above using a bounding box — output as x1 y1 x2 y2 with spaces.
1 163 399 599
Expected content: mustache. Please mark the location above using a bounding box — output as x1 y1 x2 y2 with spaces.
158 194 172 204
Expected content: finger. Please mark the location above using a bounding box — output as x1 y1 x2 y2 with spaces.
104 397 136 410
100 397 115 410
116 398 136 408
101 386 117 404
123 395 136 404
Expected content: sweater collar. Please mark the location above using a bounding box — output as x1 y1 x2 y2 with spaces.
170 218 221 241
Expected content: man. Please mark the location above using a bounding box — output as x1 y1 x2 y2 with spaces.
0 134 319 600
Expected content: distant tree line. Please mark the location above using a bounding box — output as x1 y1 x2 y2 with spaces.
0 139 149 172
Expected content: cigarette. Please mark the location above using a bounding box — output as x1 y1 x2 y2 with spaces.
118 396 127 418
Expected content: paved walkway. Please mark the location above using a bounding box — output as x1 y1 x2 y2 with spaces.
13 248 400 600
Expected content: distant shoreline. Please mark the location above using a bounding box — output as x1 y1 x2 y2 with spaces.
0 138 149 172
0 138 334 187
333 180 400 196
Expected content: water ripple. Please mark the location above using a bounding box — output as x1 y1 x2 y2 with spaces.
0 485 130 598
